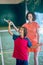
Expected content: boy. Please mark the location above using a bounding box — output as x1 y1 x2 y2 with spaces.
8 22 42 65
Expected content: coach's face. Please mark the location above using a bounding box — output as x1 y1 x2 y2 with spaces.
28 14 33 22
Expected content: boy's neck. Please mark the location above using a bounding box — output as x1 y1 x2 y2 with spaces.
20 35 24 39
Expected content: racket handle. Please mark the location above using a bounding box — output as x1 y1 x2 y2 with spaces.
12 23 19 31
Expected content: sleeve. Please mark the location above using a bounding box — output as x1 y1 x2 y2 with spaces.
35 22 40 28
13 34 19 40
25 38 32 48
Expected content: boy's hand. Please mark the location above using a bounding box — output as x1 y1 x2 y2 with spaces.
8 21 13 25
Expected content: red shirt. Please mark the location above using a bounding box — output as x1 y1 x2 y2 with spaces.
12 34 32 60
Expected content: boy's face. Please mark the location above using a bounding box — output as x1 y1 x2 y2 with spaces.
19 27 24 37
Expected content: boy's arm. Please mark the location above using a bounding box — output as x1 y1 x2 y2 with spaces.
8 22 20 40
8 22 13 36
8 20 19 32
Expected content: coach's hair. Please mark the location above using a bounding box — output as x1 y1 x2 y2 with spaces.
26 12 36 21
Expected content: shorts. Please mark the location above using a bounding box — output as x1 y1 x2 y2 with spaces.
16 59 28 65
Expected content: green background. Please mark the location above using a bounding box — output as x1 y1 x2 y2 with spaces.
0 0 43 27
0 2 25 27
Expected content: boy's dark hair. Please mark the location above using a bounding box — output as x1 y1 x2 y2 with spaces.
22 27 27 37
26 12 36 21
